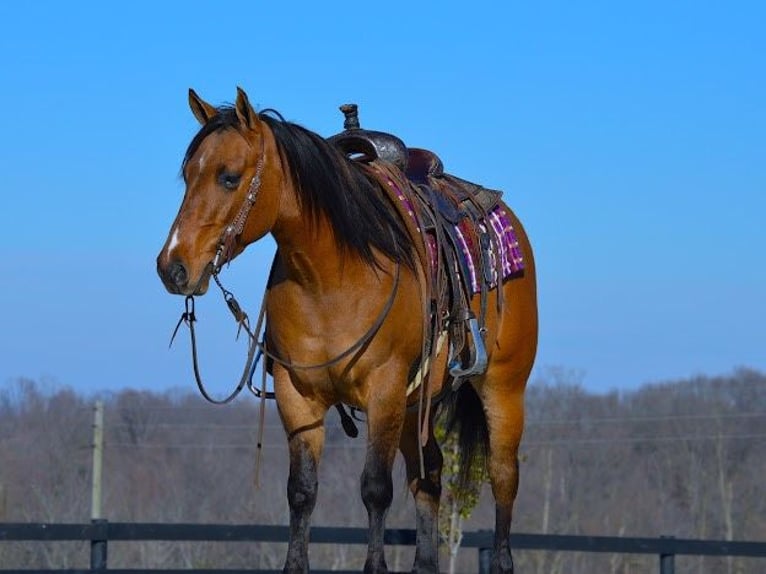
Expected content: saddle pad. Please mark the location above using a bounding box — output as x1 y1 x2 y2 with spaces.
388 177 525 294
455 207 525 293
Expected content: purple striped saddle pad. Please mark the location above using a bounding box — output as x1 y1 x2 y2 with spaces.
431 206 525 294
385 167 525 295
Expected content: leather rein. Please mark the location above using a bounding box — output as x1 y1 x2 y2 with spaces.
169 139 401 407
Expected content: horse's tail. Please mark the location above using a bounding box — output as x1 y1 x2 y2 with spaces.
440 382 489 491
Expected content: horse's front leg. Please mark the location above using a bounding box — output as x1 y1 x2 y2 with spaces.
361 374 406 574
274 366 328 574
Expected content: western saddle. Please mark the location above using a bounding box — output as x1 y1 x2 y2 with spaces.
328 104 508 387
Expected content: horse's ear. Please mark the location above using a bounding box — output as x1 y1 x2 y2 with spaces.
188 89 218 125
235 86 260 131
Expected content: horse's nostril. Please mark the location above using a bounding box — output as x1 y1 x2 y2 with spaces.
169 261 188 287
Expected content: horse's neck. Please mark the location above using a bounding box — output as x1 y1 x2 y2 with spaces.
271 199 362 292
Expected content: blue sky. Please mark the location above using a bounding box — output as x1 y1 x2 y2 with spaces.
1 1 763 395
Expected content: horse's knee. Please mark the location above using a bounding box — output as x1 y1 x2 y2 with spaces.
288 474 317 513
287 442 319 514
361 460 393 512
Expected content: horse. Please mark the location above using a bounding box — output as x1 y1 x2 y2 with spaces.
156 87 538 574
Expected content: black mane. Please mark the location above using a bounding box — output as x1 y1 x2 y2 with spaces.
183 106 415 271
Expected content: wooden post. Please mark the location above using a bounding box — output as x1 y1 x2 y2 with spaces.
91 401 104 520
478 547 491 574
90 518 108 571
660 535 676 574
660 551 675 574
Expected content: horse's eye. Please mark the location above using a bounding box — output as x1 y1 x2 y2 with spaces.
218 172 241 191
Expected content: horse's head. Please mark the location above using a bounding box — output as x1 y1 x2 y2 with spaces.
157 88 280 295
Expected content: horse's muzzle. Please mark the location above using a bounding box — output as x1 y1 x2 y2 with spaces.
157 258 188 294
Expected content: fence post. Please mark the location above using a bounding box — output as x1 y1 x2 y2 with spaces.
659 535 675 574
659 552 675 574
90 518 108 571
478 547 491 574
91 401 104 521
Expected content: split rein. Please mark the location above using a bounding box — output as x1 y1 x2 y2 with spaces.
169 276 265 405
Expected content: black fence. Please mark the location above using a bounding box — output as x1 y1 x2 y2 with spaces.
2 520 766 574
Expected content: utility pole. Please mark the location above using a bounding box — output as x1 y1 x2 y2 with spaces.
91 401 104 520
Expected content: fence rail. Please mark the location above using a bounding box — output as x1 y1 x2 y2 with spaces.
2 520 766 573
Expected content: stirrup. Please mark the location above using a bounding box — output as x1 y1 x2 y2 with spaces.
448 317 488 380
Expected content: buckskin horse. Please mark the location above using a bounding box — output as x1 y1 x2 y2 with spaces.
156 87 537 574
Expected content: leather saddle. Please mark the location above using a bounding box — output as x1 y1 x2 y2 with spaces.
328 104 503 383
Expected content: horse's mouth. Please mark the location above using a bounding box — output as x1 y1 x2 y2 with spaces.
187 263 214 296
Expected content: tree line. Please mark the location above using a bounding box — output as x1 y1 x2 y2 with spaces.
0 367 764 573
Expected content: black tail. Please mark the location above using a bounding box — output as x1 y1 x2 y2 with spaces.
439 383 489 491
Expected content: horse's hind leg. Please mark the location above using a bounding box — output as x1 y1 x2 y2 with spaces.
399 410 442 574
273 366 328 574
478 370 527 574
